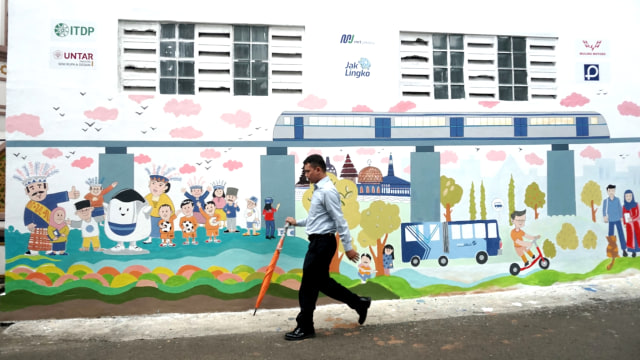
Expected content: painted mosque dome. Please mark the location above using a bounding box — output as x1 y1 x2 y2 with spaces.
358 162 383 184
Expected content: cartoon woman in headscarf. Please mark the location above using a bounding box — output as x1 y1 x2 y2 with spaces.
47 207 70 255
622 189 640 257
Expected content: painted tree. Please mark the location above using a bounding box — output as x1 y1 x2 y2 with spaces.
357 200 401 277
508 175 515 225
480 181 487 220
440 175 463 222
302 173 361 273
556 223 579 250
542 238 557 259
580 180 602 223
524 182 546 219
582 230 597 249
469 181 477 220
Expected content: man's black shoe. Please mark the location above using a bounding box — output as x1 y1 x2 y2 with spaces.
284 327 315 341
356 296 371 325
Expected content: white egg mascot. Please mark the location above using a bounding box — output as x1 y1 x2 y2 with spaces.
104 188 152 254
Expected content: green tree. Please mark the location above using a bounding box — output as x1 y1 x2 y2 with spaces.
469 182 477 220
480 181 487 220
582 230 597 249
508 175 515 225
580 181 602 223
357 200 401 277
524 182 546 219
440 175 463 222
542 238 557 259
556 223 579 250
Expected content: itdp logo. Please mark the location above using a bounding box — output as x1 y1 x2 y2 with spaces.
584 64 599 81
53 22 95 38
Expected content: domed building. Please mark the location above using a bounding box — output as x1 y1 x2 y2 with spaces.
357 154 411 197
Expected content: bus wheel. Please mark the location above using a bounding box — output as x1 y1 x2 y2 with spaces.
410 256 421 267
438 256 448 267
509 263 521 276
475 251 488 264
539 257 550 269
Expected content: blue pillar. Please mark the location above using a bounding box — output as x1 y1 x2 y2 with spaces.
99 148 134 202
547 145 576 216
261 148 295 230
411 147 441 222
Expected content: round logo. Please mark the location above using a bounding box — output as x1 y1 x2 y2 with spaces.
491 198 504 211
54 23 70 37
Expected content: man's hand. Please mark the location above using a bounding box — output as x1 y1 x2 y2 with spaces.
603 215 609 223
345 249 359 263
285 217 297 226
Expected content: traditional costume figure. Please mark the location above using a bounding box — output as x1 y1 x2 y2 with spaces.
183 176 210 225
83 176 117 222
143 164 180 245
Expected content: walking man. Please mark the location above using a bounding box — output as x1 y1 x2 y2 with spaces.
284 154 371 341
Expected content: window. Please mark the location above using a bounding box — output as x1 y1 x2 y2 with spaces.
498 36 528 101
433 34 465 99
233 25 268 96
160 24 195 95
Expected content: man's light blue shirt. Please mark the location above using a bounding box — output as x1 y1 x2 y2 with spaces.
603 196 622 222
296 176 353 251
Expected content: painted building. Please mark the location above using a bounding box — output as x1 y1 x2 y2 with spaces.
2 0 640 317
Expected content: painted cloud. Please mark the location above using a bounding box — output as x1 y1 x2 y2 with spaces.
298 95 327 109
560 92 590 107
84 107 118 121
479 101 500 109
352 105 373 112
164 99 202 117
221 110 251 128
179 164 197 174
486 150 506 161
134 154 152 164
223 160 243 171
42 148 63 159
201 148 221 159
128 94 154 104
7 113 44 137
170 126 203 139
389 101 415 113
441 150 458 164
72 156 94 169
617 101 640 117
525 153 544 165
580 145 602 160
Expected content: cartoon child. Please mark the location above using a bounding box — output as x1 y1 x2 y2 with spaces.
182 177 211 226
178 199 199 245
47 207 70 255
199 200 221 243
143 165 180 245
158 204 177 247
358 253 373 283
211 180 228 229
510 209 540 266
262 197 280 239
243 196 260 236
68 199 103 252
84 177 118 223
223 187 240 233
622 189 640 257
383 244 395 275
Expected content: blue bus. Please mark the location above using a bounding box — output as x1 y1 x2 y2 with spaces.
401 220 502 267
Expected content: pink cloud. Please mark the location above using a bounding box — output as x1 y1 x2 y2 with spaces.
221 110 251 128
180 164 197 174
72 156 94 169
6 113 44 137
560 92 590 107
356 148 375 155
352 105 373 112
403 165 411 174
441 150 458 164
42 148 63 159
298 95 327 110
380 157 390 164
486 150 506 161
84 107 118 121
201 148 221 159
223 160 243 171
333 155 345 163
128 95 154 104
134 154 152 164
580 145 601 160
170 126 203 139
163 99 202 117
289 151 300 164
479 101 499 109
525 153 544 166
389 101 416 113
618 101 640 117
306 149 323 156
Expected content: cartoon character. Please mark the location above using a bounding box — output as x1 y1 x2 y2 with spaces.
622 190 640 257
510 209 540 266
68 199 103 252
243 196 260 236
104 188 152 253
383 244 395 275
262 197 280 239
143 164 180 245
211 180 227 228
178 199 199 245
158 204 177 247
358 253 373 283
223 187 240 233
14 162 80 255
199 201 221 243
603 184 627 257
84 177 118 223
47 207 70 255
182 176 211 226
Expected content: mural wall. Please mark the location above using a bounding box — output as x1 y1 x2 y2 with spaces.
2 0 640 315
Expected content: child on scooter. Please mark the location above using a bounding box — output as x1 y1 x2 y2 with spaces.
510 210 540 266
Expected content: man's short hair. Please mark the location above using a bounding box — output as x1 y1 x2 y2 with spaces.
510 209 526 220
607 184 616 190
303 154 326 172
181 199 194 208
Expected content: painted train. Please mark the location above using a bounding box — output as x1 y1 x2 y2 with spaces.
273 111 610 141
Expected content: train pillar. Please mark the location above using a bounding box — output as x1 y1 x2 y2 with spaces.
411 147 441 222
99 147 134 202
547 145 576 216
261 148 295 232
